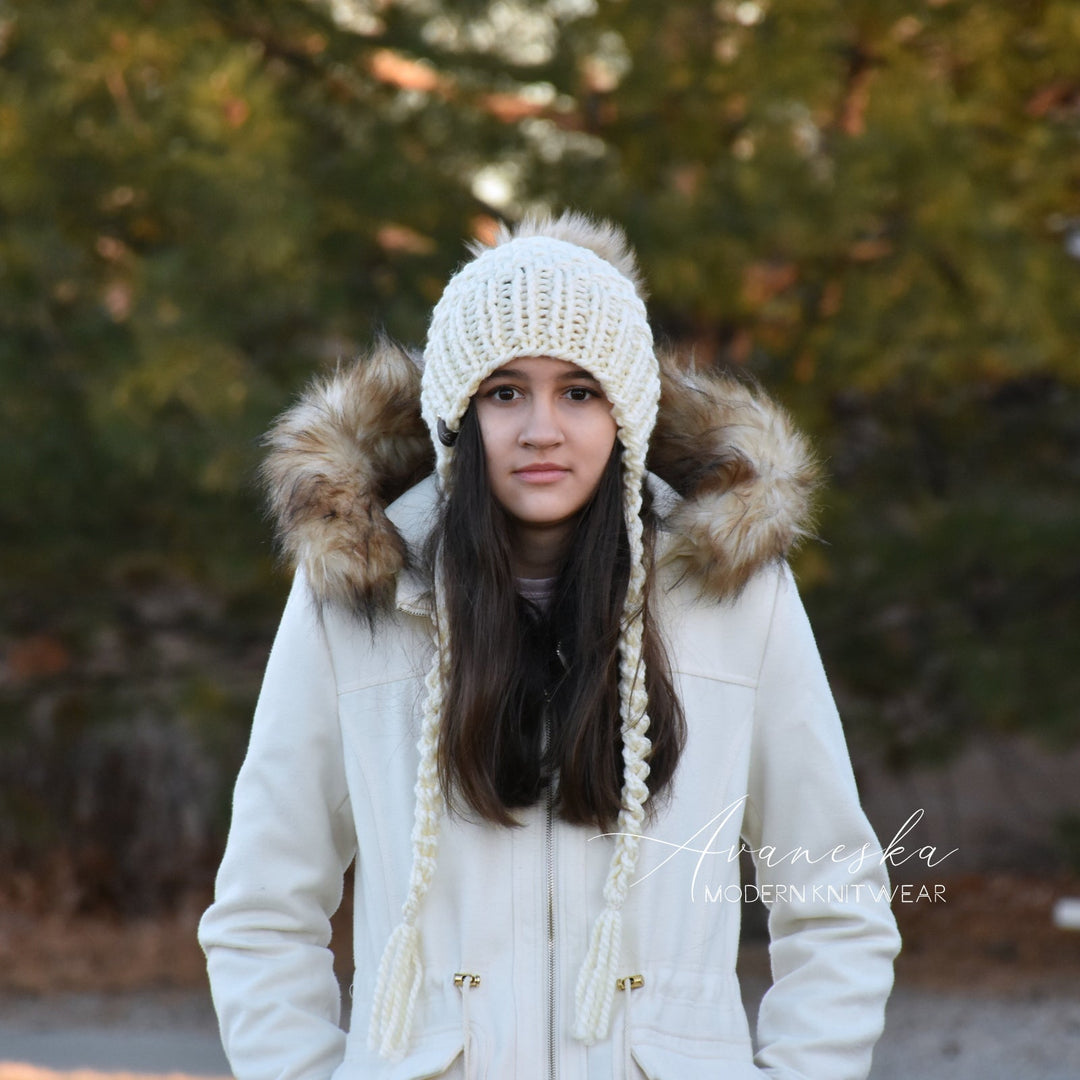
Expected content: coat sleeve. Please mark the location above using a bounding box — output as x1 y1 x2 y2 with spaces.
743 564 901 1080
198 568 357 1080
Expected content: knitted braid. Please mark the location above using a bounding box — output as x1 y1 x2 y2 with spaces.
368 571 451 1060
572 460 654 1043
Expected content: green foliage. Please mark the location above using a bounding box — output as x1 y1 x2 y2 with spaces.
803 377 1080 767
2 0 1078 901
1054 813 1080 875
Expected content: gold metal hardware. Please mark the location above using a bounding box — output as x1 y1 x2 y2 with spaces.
454 972 481 988
616 974 644 991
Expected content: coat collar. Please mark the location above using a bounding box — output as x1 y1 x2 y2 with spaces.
384 475 435 617
260 338 820 619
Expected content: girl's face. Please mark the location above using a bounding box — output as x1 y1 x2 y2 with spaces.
474 355 618 542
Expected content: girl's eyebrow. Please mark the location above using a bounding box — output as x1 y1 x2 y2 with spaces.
482 367 600 383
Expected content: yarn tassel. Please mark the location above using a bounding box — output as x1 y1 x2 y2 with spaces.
573 904 623 1043
368 920 423 1061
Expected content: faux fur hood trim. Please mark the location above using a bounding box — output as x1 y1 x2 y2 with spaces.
261 337 820 615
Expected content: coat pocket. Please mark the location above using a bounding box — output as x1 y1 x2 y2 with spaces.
385 1032 464 1080
630 1040 767 1080
617 967 762 1079
337 1029 466 1080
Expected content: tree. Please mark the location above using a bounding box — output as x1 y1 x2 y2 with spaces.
2 0 1078 907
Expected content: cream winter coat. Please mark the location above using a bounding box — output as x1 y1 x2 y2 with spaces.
198 341 901 1080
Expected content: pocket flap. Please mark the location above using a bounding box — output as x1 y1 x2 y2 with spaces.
385 1031 463 1080
632 1041 766 1080
339 1029 464 1080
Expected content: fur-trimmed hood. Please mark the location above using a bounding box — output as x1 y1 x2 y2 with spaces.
261 337 820 616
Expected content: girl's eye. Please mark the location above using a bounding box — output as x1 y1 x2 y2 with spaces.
487 386 520 402
566 386 598 402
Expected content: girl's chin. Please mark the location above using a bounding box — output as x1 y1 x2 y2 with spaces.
504 505 583 531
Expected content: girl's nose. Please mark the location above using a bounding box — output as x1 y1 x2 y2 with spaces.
519 396 564 448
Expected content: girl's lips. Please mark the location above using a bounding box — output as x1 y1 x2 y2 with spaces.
514 465 570 483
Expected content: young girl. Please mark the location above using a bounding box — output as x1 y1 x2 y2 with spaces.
199 212 900 1080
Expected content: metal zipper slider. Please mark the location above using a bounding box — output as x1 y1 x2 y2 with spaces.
555 639 568 670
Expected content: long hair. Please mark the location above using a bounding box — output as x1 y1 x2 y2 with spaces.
425 402 685 830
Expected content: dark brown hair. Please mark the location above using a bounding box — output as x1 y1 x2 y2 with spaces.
425 403 685 830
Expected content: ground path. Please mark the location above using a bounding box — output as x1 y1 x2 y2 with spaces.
3 964 1080 1080
3 874 1079 1079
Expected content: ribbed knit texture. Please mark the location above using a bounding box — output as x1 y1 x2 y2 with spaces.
371 214 661 1059
516 575 559 614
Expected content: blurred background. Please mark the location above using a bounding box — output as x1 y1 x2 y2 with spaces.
1 0 1079 1074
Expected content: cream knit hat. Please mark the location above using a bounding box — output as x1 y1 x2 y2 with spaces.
369 211 661 1060
420 214 658 490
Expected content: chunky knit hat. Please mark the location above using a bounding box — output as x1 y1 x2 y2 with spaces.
368 211 661 1060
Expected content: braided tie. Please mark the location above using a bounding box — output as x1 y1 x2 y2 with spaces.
368 572 451 1060
573 467 653 1043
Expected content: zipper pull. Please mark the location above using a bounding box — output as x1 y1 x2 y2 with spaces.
618 974 644 1080
455 973 481 1080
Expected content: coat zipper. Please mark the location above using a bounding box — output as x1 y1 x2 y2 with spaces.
546 776 558 1080
544 708 559 1080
